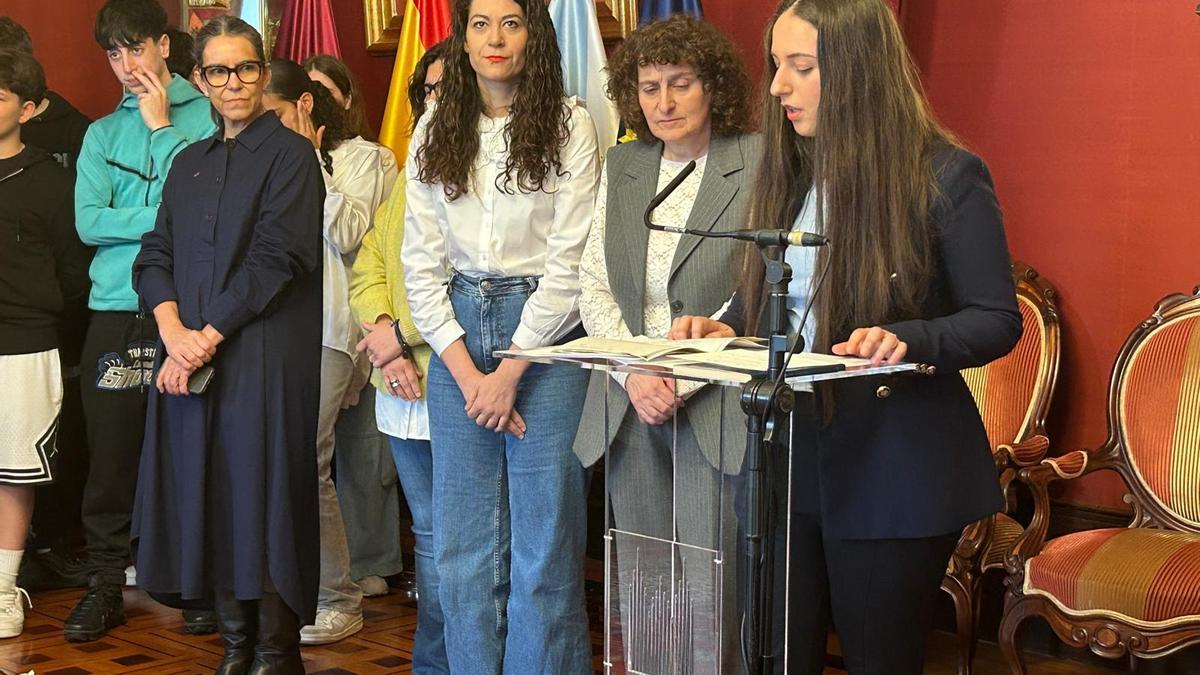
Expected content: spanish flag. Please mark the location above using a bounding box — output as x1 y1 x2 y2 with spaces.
378 0 452 163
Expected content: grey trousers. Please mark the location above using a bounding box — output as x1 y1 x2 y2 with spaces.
334 382 402 581
607 405 743 675
316 349 363 612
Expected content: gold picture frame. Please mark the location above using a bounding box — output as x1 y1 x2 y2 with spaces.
364 0 407 54
605 0 638 39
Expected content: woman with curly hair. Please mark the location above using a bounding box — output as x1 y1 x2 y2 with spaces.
671 1 1021 671
400 0 599 672
573 13 757 672
263 59 401 646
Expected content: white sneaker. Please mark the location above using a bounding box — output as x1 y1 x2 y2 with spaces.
299 608 363 645
356 575 390 598
0 588 31 639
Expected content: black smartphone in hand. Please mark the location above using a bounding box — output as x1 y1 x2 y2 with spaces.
187 365 215 395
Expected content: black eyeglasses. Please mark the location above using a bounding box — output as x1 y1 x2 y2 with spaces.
422 81 441 98
201 60 265 88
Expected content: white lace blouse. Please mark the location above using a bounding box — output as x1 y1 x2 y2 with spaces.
579 155 707 395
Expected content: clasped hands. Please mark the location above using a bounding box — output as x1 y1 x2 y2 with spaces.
356 319 422 401
157 323 223 396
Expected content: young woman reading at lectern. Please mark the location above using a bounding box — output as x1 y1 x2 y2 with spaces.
669 1 1022 672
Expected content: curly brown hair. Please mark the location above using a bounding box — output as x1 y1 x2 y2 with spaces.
415 0 570 200
606 14 752 144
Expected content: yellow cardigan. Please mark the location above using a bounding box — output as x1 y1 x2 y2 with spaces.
348 171 433 396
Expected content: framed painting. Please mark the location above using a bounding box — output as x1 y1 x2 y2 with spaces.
363 0 405 54
181 0 284 55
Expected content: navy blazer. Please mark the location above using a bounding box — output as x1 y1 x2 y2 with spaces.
722 145 1022 539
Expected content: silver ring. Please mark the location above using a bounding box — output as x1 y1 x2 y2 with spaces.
389 379 400 388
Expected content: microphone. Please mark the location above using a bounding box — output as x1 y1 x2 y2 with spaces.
643 160 828 247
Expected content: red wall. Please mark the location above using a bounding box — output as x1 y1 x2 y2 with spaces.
900 0 1200 507
2 0 389 128
705 1 776 86
3 0 124 120
328 0 395 135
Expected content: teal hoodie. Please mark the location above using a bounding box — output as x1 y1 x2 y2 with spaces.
75 74 217 311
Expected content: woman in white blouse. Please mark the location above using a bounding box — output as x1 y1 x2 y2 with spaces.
574 15 757 672
400 0 599 672
264 59 399 646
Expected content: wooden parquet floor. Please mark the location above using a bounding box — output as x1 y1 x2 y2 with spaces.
0 566 1109 675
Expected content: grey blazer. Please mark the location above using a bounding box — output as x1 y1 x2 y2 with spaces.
573 133 760 474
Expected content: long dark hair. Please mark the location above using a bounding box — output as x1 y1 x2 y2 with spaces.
265 58 351 174
742 0 957 349
303 53 376 142
407 39 449 129
415 0 570 200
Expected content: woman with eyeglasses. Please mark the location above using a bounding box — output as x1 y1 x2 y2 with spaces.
130 16 325 675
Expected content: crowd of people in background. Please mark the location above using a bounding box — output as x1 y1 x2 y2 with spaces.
0 0 1020 674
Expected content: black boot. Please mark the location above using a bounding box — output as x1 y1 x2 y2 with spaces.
213 591 257 675
63 575 125 642
184 608 219 635
247 593 304 675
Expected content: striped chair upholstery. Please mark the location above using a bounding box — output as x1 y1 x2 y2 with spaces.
941 262 1060 675
1024 528 1200 625
1120 315 1200 526
962 295 1049 450
1000 287 1200 673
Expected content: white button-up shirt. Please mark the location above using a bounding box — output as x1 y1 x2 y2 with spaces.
321 137 398 356
401 100 600 355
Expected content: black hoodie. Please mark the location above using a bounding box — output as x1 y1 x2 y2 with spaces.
0 145 92 355
23 91 91 173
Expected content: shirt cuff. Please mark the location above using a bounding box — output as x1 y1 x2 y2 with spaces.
612 370 629 388
510 323 550 351
428 321 467 356
676 380 705 399
136 269 178 313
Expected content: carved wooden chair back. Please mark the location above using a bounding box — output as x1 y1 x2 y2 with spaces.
962 261 1061 452
1104 291 1200 532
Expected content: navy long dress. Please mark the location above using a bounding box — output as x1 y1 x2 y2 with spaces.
130 112 325 623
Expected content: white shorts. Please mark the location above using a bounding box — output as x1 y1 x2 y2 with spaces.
0 349 62 485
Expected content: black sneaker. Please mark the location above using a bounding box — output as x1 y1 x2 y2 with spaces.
29 550 91 590
63 581 125 642
182 608 218 635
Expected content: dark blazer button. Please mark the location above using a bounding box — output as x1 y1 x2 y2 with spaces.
875 385 892 399
670 300 683 313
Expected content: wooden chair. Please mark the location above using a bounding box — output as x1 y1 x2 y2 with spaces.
1000 285 1200 673
944 261 1061 675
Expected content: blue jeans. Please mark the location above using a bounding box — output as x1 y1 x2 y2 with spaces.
428 273 590 675
386 435 448 674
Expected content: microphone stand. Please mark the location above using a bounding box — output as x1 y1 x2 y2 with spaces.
643 160 828 675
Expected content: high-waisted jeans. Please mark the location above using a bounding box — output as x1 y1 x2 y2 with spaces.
427 273 591 675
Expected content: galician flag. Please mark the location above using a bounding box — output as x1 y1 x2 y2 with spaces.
549 0 621 153
378 0 452 163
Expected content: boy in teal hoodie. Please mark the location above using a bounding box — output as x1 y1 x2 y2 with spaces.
67 0 217 643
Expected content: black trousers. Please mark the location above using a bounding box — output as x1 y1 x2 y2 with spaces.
78 310 157 582
754 395 958 675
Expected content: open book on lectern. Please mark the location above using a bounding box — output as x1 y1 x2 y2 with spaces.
519 335 874 377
